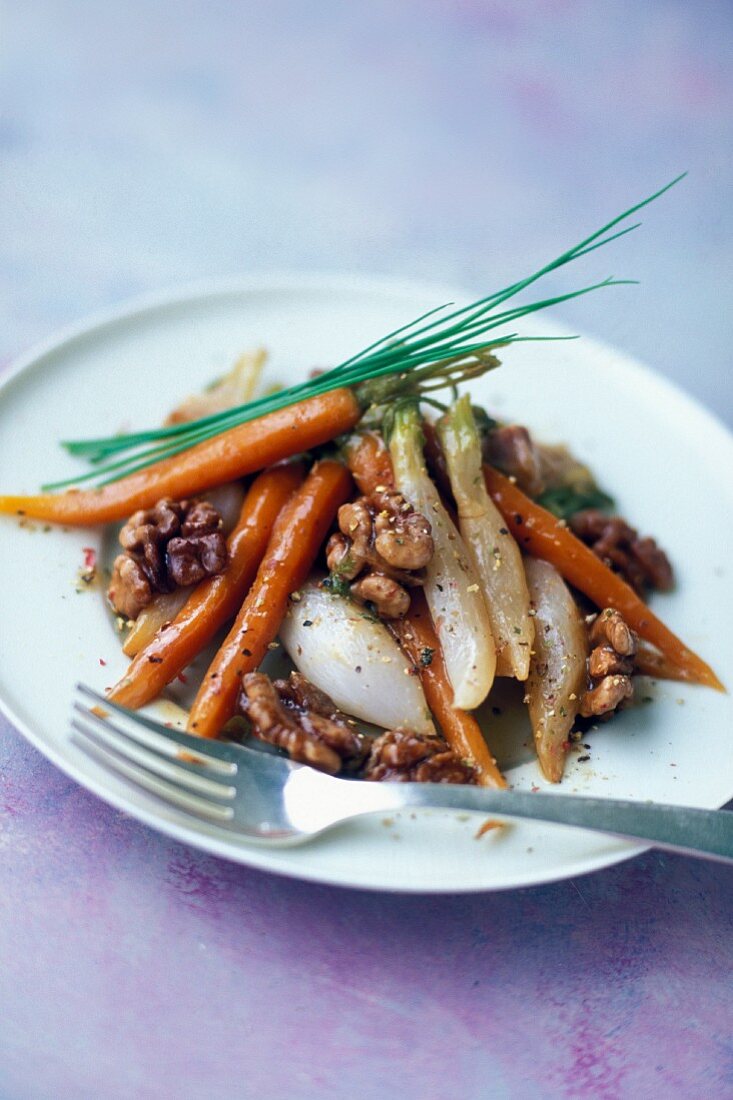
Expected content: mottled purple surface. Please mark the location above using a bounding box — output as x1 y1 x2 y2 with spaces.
1 3 732 1098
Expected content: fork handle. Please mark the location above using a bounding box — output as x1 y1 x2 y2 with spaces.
380 786 733 865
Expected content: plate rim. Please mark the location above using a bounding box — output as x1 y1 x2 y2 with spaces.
1 271 731 894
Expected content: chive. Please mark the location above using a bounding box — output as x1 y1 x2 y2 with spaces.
51 176 685 488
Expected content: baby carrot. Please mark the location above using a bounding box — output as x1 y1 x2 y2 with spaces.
187 459 353 737
483 466 724 691
634 640 701 684
394 591 506 788
343 431 395 494
108 464 304 709
0 389 360 526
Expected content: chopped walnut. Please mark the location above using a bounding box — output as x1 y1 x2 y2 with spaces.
108 498 227 619
336 490 433 572
276 670 343 718
325 489 433 619
350 573 411 619
167 531 228 587
581 675 634 717
362 729 477 784
570 510 673 593
325 532 360 580
588 644 632 679
239 672 368 774
579 608 638 718
327 499 372 580
239 672 475 784
373 491 433 571
108 555 154 621
589 606 636 656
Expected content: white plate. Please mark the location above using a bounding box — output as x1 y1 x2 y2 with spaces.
0 275 731 893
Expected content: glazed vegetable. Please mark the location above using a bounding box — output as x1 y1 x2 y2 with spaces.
165 348 267 426
342 424 503 779
438 396 535 680
187 460 352 737
524 557 589 783
484 466 724 691
109 464 304 708
393 590 506 788
389 403 496 709
342 426 502 773
280 581 435 736
343 431 395 495
122 588 192 658
0 390 360 526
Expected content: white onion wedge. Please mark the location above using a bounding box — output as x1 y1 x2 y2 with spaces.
122 587 193 656
279 581 435 735
389 403 495 709
524 557 589 783
438 395 535 680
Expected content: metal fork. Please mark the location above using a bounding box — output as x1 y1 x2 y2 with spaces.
70 685 733 863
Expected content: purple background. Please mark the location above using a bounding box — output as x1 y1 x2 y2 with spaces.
1 3 732 1097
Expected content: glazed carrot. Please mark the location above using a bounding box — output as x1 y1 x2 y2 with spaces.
0 389 360 526
483 466 724 691
343 431 395 494
394 591 506 789
108 464 304 709
634 640 701 684
188 459 353 737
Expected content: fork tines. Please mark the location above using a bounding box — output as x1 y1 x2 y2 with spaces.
71 684 237 822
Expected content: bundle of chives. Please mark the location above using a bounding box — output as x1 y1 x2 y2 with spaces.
47 175 684 490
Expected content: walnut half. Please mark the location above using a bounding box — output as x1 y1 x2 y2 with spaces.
325 488 433 619
108 498 228 620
